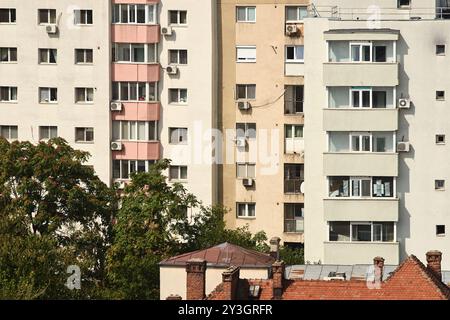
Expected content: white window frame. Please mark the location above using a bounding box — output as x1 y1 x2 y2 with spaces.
237 203 256 218
236 6 256 23
38 9 56 25
0 125 18 140
39 126 58 140
113 160 155 180
236 123 256 139
0 86 17 102
329 221 396 242
75 88 94 103
75 127 94 143
350 87 372 108
112 4 157 25
39 87 58 104
350 42 373 62
169 10 187 26
236 46 256 63
236 163 256 179
113 43 158 64
169 127 188 145
75 49 93 64
285 6 307 23
39 48 57 64
285 45 304 62
0 47 17 63
74 9 93 25
113 120 158 142
112 82 158 102
0 8 16 24
328 176 396 199
350 132 372 152
236 84 256 100
169 165 188 181
168 49 188 65
168 88 188 104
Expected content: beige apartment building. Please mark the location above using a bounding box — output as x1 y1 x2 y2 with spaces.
219 0 308 247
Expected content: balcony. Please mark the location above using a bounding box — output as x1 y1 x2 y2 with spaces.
112 63 160 82
112 141 160 160
111 24 160 43
323 63 399 87
284 179 304 194
323 152 398 176
324 241 399 265
324 198 399 221
323 108 398 131
111 102 160 121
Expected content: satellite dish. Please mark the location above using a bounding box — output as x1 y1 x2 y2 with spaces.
300 182 305 194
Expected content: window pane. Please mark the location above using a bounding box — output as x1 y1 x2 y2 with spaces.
285 125 293 138
237 7 246 21
139 83 146 101
351 136 360 151
237 164 245 178
295 126 303 138
39 10 48 24
148 44 156 62
329 222 350 241
352 224 371 241
112 82 119 101
9 48 17 61
148 83 156 101
121 122 129 139
10 87 17 100
76 88 85 102
129 82 137 101
382 223 394 241
180 166 187 179
247 164 256 178
120 5 128 23
0 48 8 61
373 91 386 108
87 89 93 101
76 50 84 63
86 128 94 141
40 50 47 63
352 91 360 107
329 176 349 197
361 179 371 196
286 47 294 60
85 49 93 63
137 160 146 172
169 11 178 24
362 45 371 61
129 122 136 140
247 8 256 21
120 83 129 101
149 121 157 140
121 160 129 179
138 122 146 140
132 44 145 62
180 11 187 24
295 46 304 60
169 50 178 64
169 166 178 179
246 85 256 99
49 49 57 63
362 91 370 107
75 128 85 141
179 50 187 64
351 179 360 196
113 160 121 179
351 45 360 61
248 205 255 217
286 7 297 21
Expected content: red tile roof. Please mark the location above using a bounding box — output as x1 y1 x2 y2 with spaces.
160 242 275 268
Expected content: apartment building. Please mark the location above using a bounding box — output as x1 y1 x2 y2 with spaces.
0 0 217 208
304 0 450 268
218 0 308 247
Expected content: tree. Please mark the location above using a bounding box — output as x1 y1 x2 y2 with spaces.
0 138 116 299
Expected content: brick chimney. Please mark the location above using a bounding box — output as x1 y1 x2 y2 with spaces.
373 256 385 282
426 250 442 281
221 266 240 300
186 258 207 300
272 260 285 299
269 237 281 260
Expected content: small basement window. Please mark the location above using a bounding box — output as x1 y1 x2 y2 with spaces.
436 45 446 55
435 180 445 190
436 225 446 236
436 91 445 101
436 134 446 144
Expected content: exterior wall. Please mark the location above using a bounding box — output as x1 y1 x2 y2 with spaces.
219 0 308 245
0 0 111 182
324 242 399 265
159 0 217 207
159 265 269 300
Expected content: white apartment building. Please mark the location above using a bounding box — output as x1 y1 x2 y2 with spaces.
0 0 217 208
304 0 450 268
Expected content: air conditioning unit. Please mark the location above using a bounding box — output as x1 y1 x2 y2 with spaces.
235 137 247 148
300 182 305 194
324 272 346 281
398 98 411 109
111 141 123 151
242 178 254 187
110 102 122 111
397 141 410 152
161 26 173 36
46 25 58 34
285 24 298 36
166 65 178 75
237 101 251 110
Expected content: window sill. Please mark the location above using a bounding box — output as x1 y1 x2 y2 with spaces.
286 60 304 64
75 102 94 105
169 179 187 184
113 23 158 26
0 101 18 104
283 231 304 234
74 24 93 27
38 63 57 66
75 141 94 144
437 234 446 237
236 60 256 63
237 216 256 220
236 21 256 24
0 61 17 64
169 24 188 27
75 63 94 66
112 100 159 104
0 23 16 25
169 143 188 146
115 140 159 143
39 102 58 105
113 61 159 65
169 103 188 106
325 197 398 200
435 189 446 191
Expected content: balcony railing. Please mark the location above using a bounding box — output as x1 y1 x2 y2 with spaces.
285 100 304 114
284 179 303 194
284 219 304 233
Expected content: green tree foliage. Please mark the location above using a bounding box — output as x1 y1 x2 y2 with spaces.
279 246 304 265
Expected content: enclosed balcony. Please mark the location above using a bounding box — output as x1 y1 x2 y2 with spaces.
323 152 398 176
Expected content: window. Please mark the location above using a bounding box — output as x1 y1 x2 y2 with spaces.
236 6 256 22
113 43 157 63
237 203 255 218
284 85 303 114
351 42 372 62
0 48 17 62
113 160 155 180
373 45 387 62
169 89 187 104
236 84 256 100
169 165 188 181
284 164 304 194
285 125 303 154
169 128 188 144
39 126 57 140
39 87 57 103
75 127 94 143
286 45 304 62
112 4 157 24
285 6 307 22
38 9 56 24
285 125 303 139
75 49 93 64
236 163 256 179
74 9 93 25
0 87 17 102
350 132 371 152
112 121 158 141
236 123 256 139
39 49 57 64
398 0 411 8
75 88 94 103
351 88 371 108
329 176 394 198
0 9 16 23
329 221 395 242
169 10 187 25
372 177 394 197
0 125 18 140
435 180 445 190
436 91 445 101
436 45 446 55
436 225 446 236
112 82 157 102
350 177 372 197
436 134 446 144
329 131 395 153
169 49 188 65
284 204 304 233
236 46 256 62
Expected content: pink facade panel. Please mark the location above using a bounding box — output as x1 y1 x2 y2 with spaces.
112 63 160 82
111 102 160 121
112 25 160 43
112 141 161 160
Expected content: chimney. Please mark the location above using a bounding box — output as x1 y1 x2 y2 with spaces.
269 237 281 260
166 294 182 300
272 260 285 299
222 266 240 300
426 250 442 281
373 256 385 282
186 258 207 300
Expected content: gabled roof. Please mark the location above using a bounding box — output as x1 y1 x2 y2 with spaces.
159 242 275 268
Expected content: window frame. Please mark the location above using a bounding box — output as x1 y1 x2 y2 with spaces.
168 165 188 181
285 6 307 23
38 48 57 64
112 81 158 102
112 4 157 25
236 84 256 100
285 45 304 62
328 221 396 242
0 8 16 24
168 49 188 65
38 9 56 25
436 134 446 145
436 44 446 56
75 127 94 143
350 42 373 62
236 163 256 179
236 6 256 23
435 179 445 191
112 120 158 142
236 122 257 139
0 47 17 63
39 126 58 140
436 91 445 101
112 43 158 64
436 225 446 237
168 88 188 104
39 87 58 104
169 10 187 26
0 125 18 140
0 86 18 102
236 202 256 219
236 46 256 63
169 127 188 145
75 49 93 64
74 9 93 25
328 176 395 198
284 203 304 233
113 159 155 180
